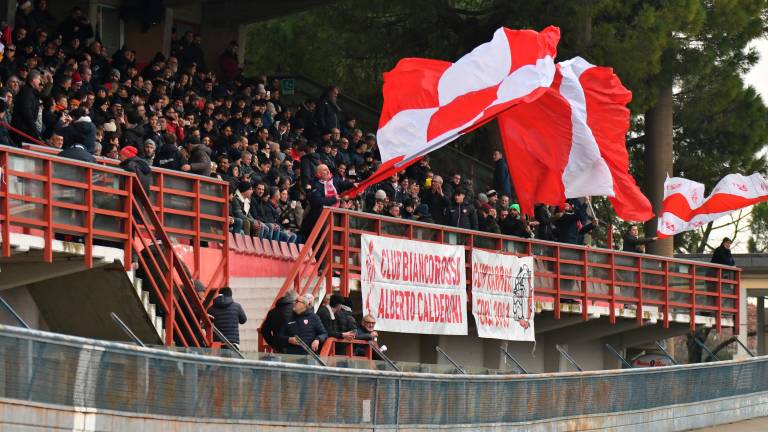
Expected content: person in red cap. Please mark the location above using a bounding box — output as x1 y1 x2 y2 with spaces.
119 146 152 193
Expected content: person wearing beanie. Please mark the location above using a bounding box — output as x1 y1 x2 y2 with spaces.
412 203 435 224
119 145 152 192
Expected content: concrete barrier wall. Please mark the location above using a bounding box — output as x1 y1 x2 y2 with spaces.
1 325 767 431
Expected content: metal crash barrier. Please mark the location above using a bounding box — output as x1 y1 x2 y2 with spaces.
1 325 767 428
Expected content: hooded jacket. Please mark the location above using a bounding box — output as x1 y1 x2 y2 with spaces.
208 294 247 344
120 156 152 193
70 117 96 154
260 294 295 351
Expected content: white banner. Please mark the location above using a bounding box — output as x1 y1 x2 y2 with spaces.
471 249 535 341
361 234 467 335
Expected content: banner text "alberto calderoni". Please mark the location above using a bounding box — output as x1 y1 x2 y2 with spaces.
361 234 467 335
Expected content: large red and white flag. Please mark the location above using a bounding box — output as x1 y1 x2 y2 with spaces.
657 173 768 238
343 26 560 196
497 57 653 221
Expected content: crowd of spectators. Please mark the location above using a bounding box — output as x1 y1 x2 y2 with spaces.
0 2 655 252
261 290 379 356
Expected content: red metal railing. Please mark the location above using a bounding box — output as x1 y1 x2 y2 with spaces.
319 337 373 359
17 141 229 296
0 144 213 346
262 207 741 354
129 175 213 346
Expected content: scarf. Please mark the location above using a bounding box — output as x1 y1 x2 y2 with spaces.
321 179 339 207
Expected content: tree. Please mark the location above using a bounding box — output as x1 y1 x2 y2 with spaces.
246 0 768 231
748 202 768 253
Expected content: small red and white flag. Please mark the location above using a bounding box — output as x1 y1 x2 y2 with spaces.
497 57 653 221
658 173 768 238
343 26 560 196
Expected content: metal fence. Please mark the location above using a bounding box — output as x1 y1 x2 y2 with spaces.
1 324 767 427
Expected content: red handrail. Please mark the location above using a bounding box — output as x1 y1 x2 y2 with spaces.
319 337 373 359
0 144 215 347
15 139 230 289
260 207 741 354
129 175 213 347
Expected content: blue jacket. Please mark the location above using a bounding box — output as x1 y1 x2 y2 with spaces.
279 310 328 355
493 158 513 198
208 294 247 344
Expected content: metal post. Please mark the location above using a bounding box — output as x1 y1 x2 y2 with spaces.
211 325 245 359
654 341 678 365
295 337 327 366
499 347 528 374
604 344 633 369
694 337 720 362
110 312 146 347
370 342 400 372
0 296 30 328
436 346 466 374
555 344 583 372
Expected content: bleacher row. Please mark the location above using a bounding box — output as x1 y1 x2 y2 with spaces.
228 232 300 261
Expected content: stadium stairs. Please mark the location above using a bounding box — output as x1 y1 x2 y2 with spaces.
0 143 213 347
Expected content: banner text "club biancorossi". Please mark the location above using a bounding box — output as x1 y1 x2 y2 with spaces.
376 249 464 323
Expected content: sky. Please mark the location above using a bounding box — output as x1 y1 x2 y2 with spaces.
702 37 768 252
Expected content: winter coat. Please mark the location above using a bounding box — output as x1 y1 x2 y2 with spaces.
59 144 96 164
445 202 478 230
315 98 340 133
208 294 247 344
317 305 356 339
121 125 145 149
260 294 295 352
154 143 187 171
300 177 352 238
711 245 735 267
493 158 513 198
0 123 13 147
70 117 96 154
187 144 211 176
278 200 304 231
278 309 328 355
622 233 654 253
253 199 280 224
479 213 500 234
554 211 581 245
120 156 153 193
422 189 451 225
11 83 41 145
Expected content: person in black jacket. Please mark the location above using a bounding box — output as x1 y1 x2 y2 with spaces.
11 70 43 146
622 225 657 253
260 290 296 352
444 189 478 230
208 287 247 346
119 146 152 193
300 164 353 239
279 293 328 355
315 86 340 134
553 202 596 245
422 175 450 225
0 99 13 146
317 294 356 346
492 150 513 199
59 143 96 163
711 238 735 266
